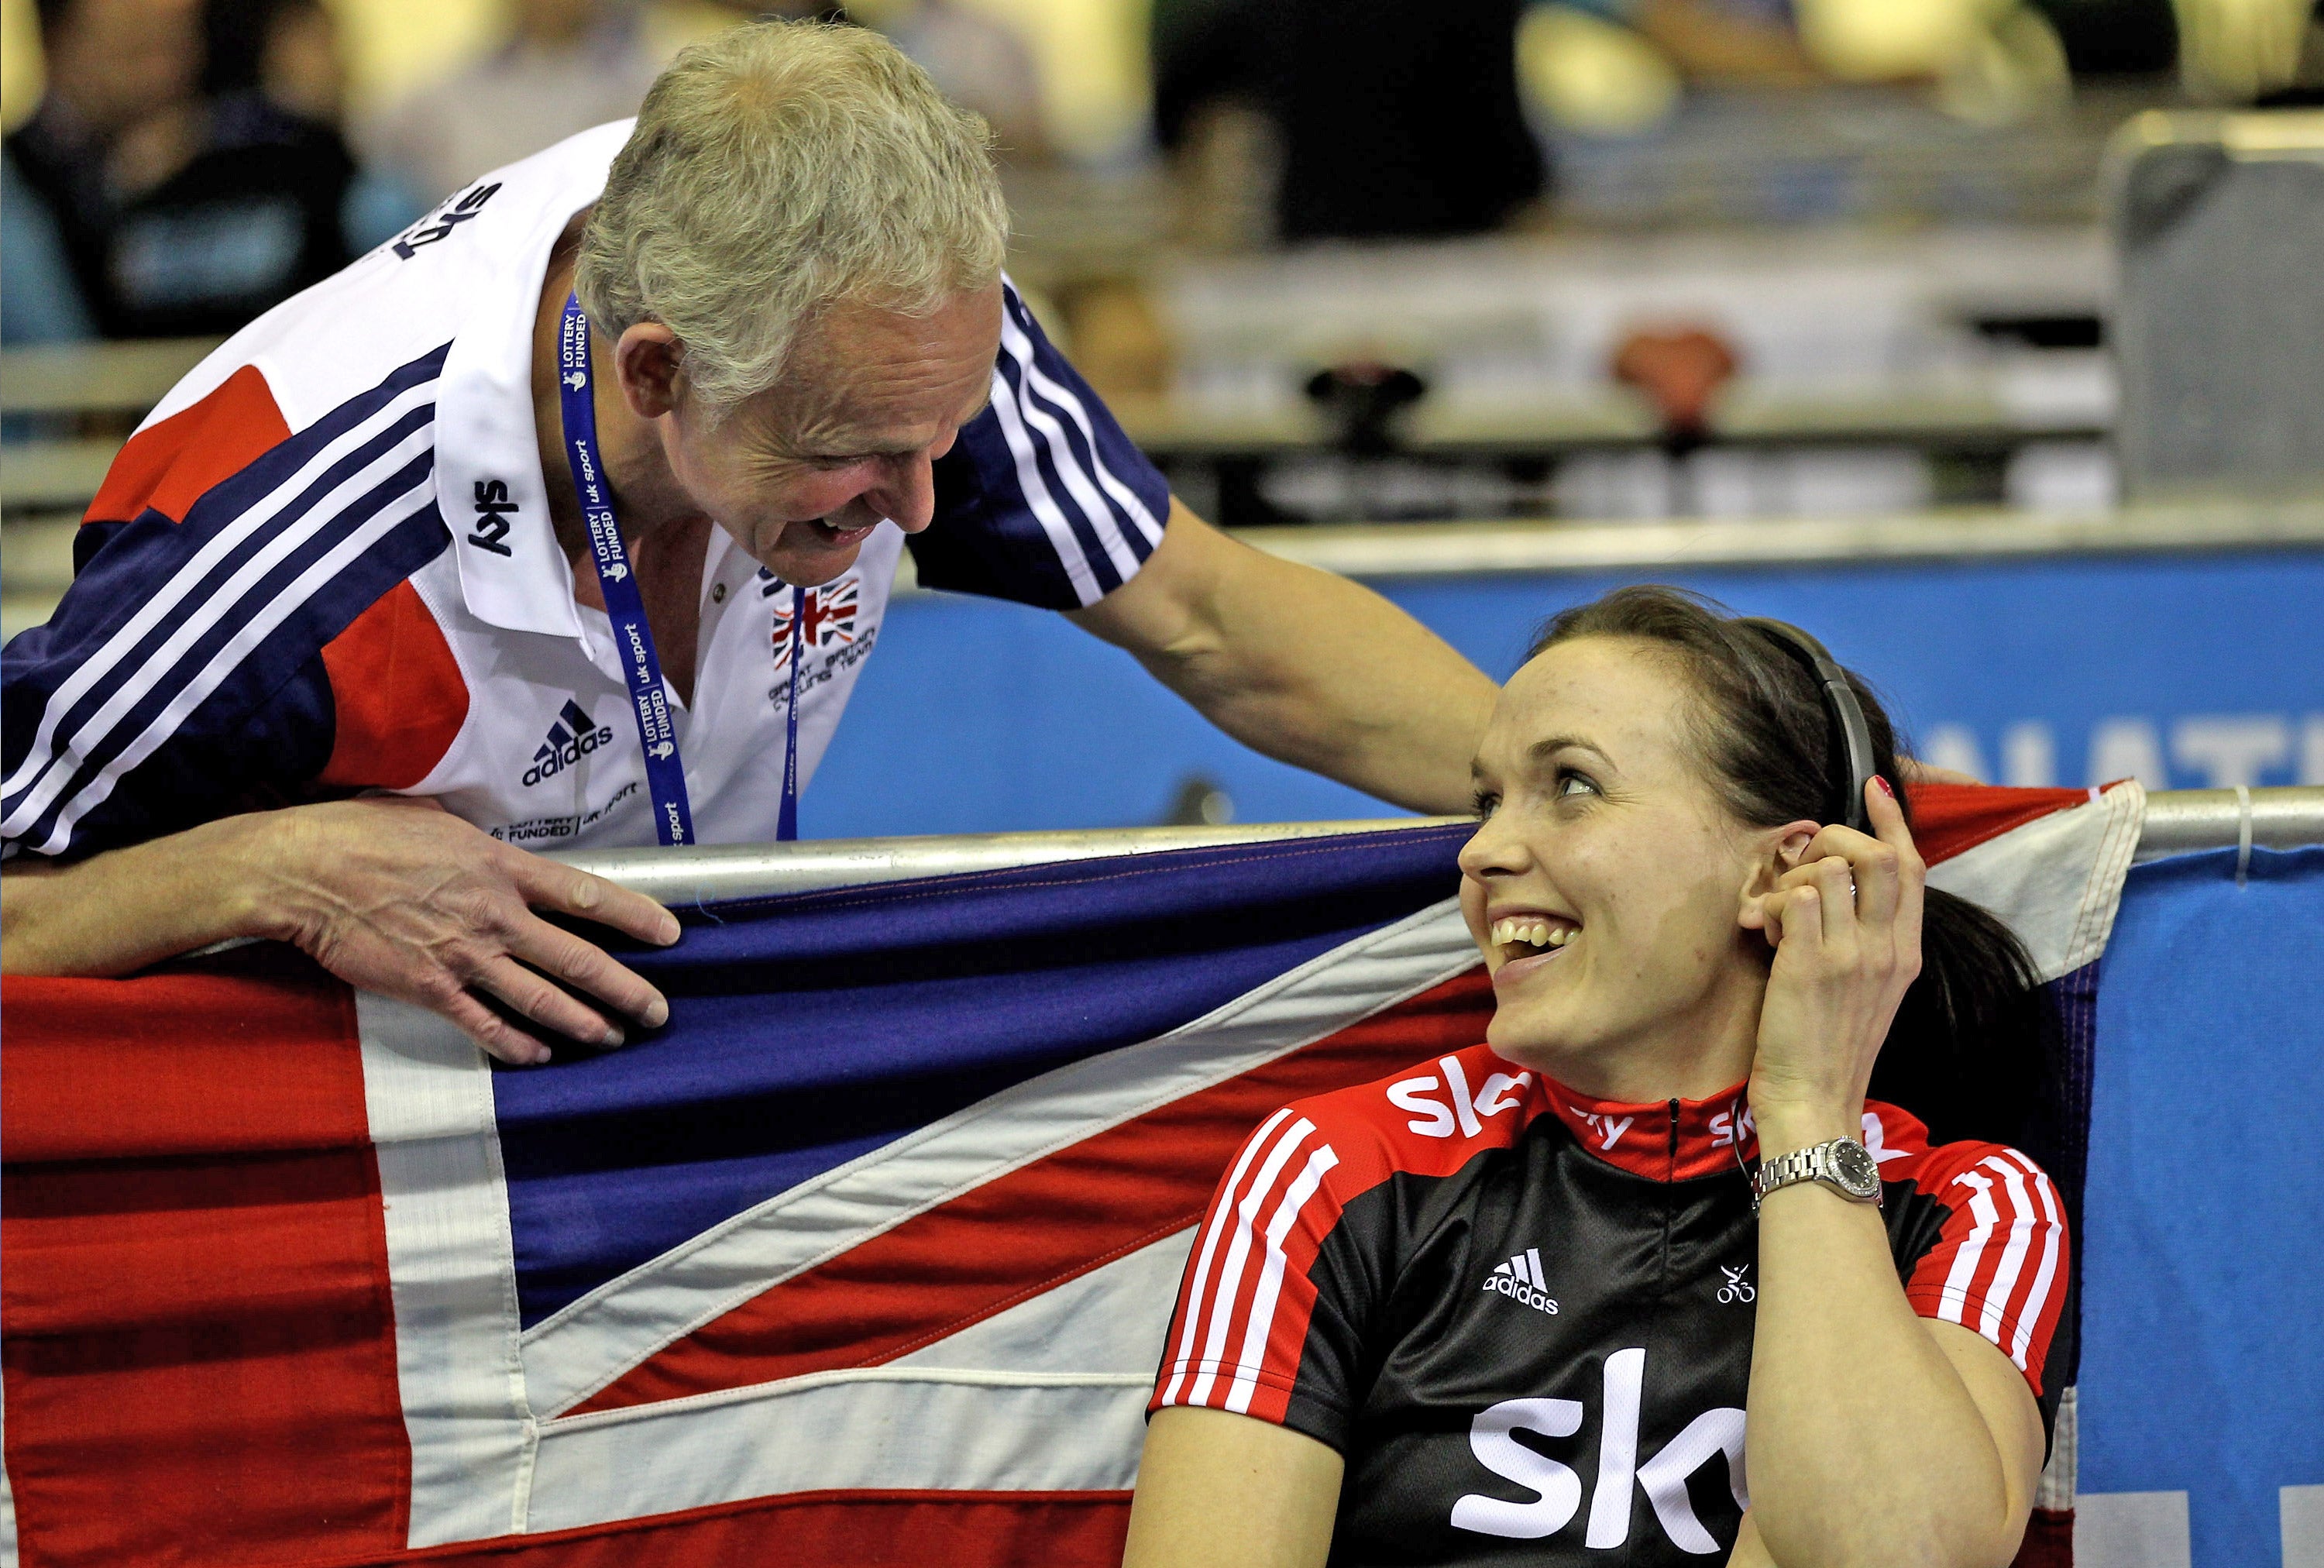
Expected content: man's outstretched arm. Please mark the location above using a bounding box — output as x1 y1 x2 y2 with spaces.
1067 498 1498 816
1 796 680 1064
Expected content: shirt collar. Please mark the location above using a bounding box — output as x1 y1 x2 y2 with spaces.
430 120 633 638
1538 1077 1758 1181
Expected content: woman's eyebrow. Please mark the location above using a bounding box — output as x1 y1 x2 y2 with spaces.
1528 734 1614 768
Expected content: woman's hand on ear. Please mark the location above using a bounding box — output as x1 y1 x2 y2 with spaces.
1739 776 1926 1147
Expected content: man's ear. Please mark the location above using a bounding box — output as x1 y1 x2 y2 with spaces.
611 323 683 421
1736 820 1820 931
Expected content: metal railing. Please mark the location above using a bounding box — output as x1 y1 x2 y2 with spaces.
555 786 2324 903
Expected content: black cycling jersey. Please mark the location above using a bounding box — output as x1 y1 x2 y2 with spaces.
1150 1044 2071 1566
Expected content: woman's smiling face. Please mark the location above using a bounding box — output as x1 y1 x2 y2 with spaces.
1458 635 1785 1099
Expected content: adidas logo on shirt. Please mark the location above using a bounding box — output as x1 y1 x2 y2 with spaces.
1483 1247 1559 1315
522 699 615 787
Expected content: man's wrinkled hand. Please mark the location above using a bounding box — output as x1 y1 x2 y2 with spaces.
248 796 681 1064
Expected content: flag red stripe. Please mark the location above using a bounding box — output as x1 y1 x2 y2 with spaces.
294 1490 1130 1568
1 957 411 1567
572 968 1496 1413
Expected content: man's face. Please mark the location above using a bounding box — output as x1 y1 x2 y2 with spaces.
48 0 200 136
658 284 1003 587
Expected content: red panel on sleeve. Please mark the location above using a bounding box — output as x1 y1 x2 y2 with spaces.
84 366 291 527
1899 1142 2071 1395
317 579 470 789
0 957 412 1566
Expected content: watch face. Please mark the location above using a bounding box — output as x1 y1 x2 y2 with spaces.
1831 1140 1881 1196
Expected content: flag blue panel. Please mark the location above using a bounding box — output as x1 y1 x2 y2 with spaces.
492 824 1470 1325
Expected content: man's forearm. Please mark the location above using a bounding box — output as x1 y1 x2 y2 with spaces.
1 814 279 977
1071 504 1497 814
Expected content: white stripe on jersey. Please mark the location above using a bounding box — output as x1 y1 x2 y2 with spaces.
1225 1141 1339 1415
2 380 439 842
1185 1116 1315 1408
996 313 1165 567
1937 1167 2001 1329
1161 1107 1294 1408
1975 1156 2040 1350
36 470 440 854
2003 1154 2064 1369
983 365 1105 608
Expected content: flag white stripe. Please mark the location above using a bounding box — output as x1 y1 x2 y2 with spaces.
1160 1108 1293 1407
1937 1169 2000 1326
995 316 1143 584
1975 1156 2040 1347
1185 1118 1313 1408
1224 1143 1339 1415
29 465 440 854
982 365 1104 608
1 380 438 817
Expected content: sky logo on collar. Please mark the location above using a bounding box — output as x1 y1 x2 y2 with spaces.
523 699 614 788
468 479 518 557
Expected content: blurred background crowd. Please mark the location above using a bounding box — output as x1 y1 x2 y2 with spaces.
3 0 2321 529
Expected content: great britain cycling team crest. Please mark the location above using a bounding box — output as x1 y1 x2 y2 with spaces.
763 571 861 673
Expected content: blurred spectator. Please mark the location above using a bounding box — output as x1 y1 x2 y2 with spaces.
880 0 1048 159
203 0 424 254
1154 0 1545 244
3 0 369 339
361 0 667 205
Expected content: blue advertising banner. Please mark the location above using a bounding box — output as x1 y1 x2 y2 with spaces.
803 548 2324 839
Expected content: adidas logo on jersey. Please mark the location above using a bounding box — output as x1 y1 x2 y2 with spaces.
1483 1247 1559 1315
522 699 615 787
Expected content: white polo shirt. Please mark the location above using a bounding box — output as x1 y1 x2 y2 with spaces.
2 123 1172 860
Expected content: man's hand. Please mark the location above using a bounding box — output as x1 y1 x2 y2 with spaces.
2 798 681 1066
244 798 680 1064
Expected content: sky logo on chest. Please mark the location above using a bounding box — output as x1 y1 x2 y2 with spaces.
763 569 862 672
523 698 615 787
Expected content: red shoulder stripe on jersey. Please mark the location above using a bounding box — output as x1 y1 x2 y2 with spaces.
316 580 470 790
85 366 291 527
1901 1143 2069 1394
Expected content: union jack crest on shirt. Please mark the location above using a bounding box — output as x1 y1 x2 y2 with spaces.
766 574 861 672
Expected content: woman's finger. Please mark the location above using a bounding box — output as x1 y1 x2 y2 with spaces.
1863 776 1926 944
1810 854 1858 941
1765 885 1821 951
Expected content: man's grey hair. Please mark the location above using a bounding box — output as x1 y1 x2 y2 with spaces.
576 21 1009 420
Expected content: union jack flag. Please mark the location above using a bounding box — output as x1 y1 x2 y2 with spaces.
0 786 2137 1566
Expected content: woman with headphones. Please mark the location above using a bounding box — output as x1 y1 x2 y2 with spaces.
1124 586 2067 1568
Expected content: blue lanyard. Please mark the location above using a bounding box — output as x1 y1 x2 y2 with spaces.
556 294 802 845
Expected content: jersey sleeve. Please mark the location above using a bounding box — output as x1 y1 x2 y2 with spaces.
1896 1143 2073 1402
1150 1104 1386 1453
911 280 1172 610
2 351 457 860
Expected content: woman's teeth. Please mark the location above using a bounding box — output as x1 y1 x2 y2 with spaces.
1490 916 1575 953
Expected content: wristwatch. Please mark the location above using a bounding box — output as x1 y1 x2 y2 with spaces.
1752 1137 1882 1210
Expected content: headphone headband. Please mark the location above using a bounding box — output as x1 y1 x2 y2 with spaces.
1739 618 1876 834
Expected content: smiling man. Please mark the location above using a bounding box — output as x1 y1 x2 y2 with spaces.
0 22 1496 1063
